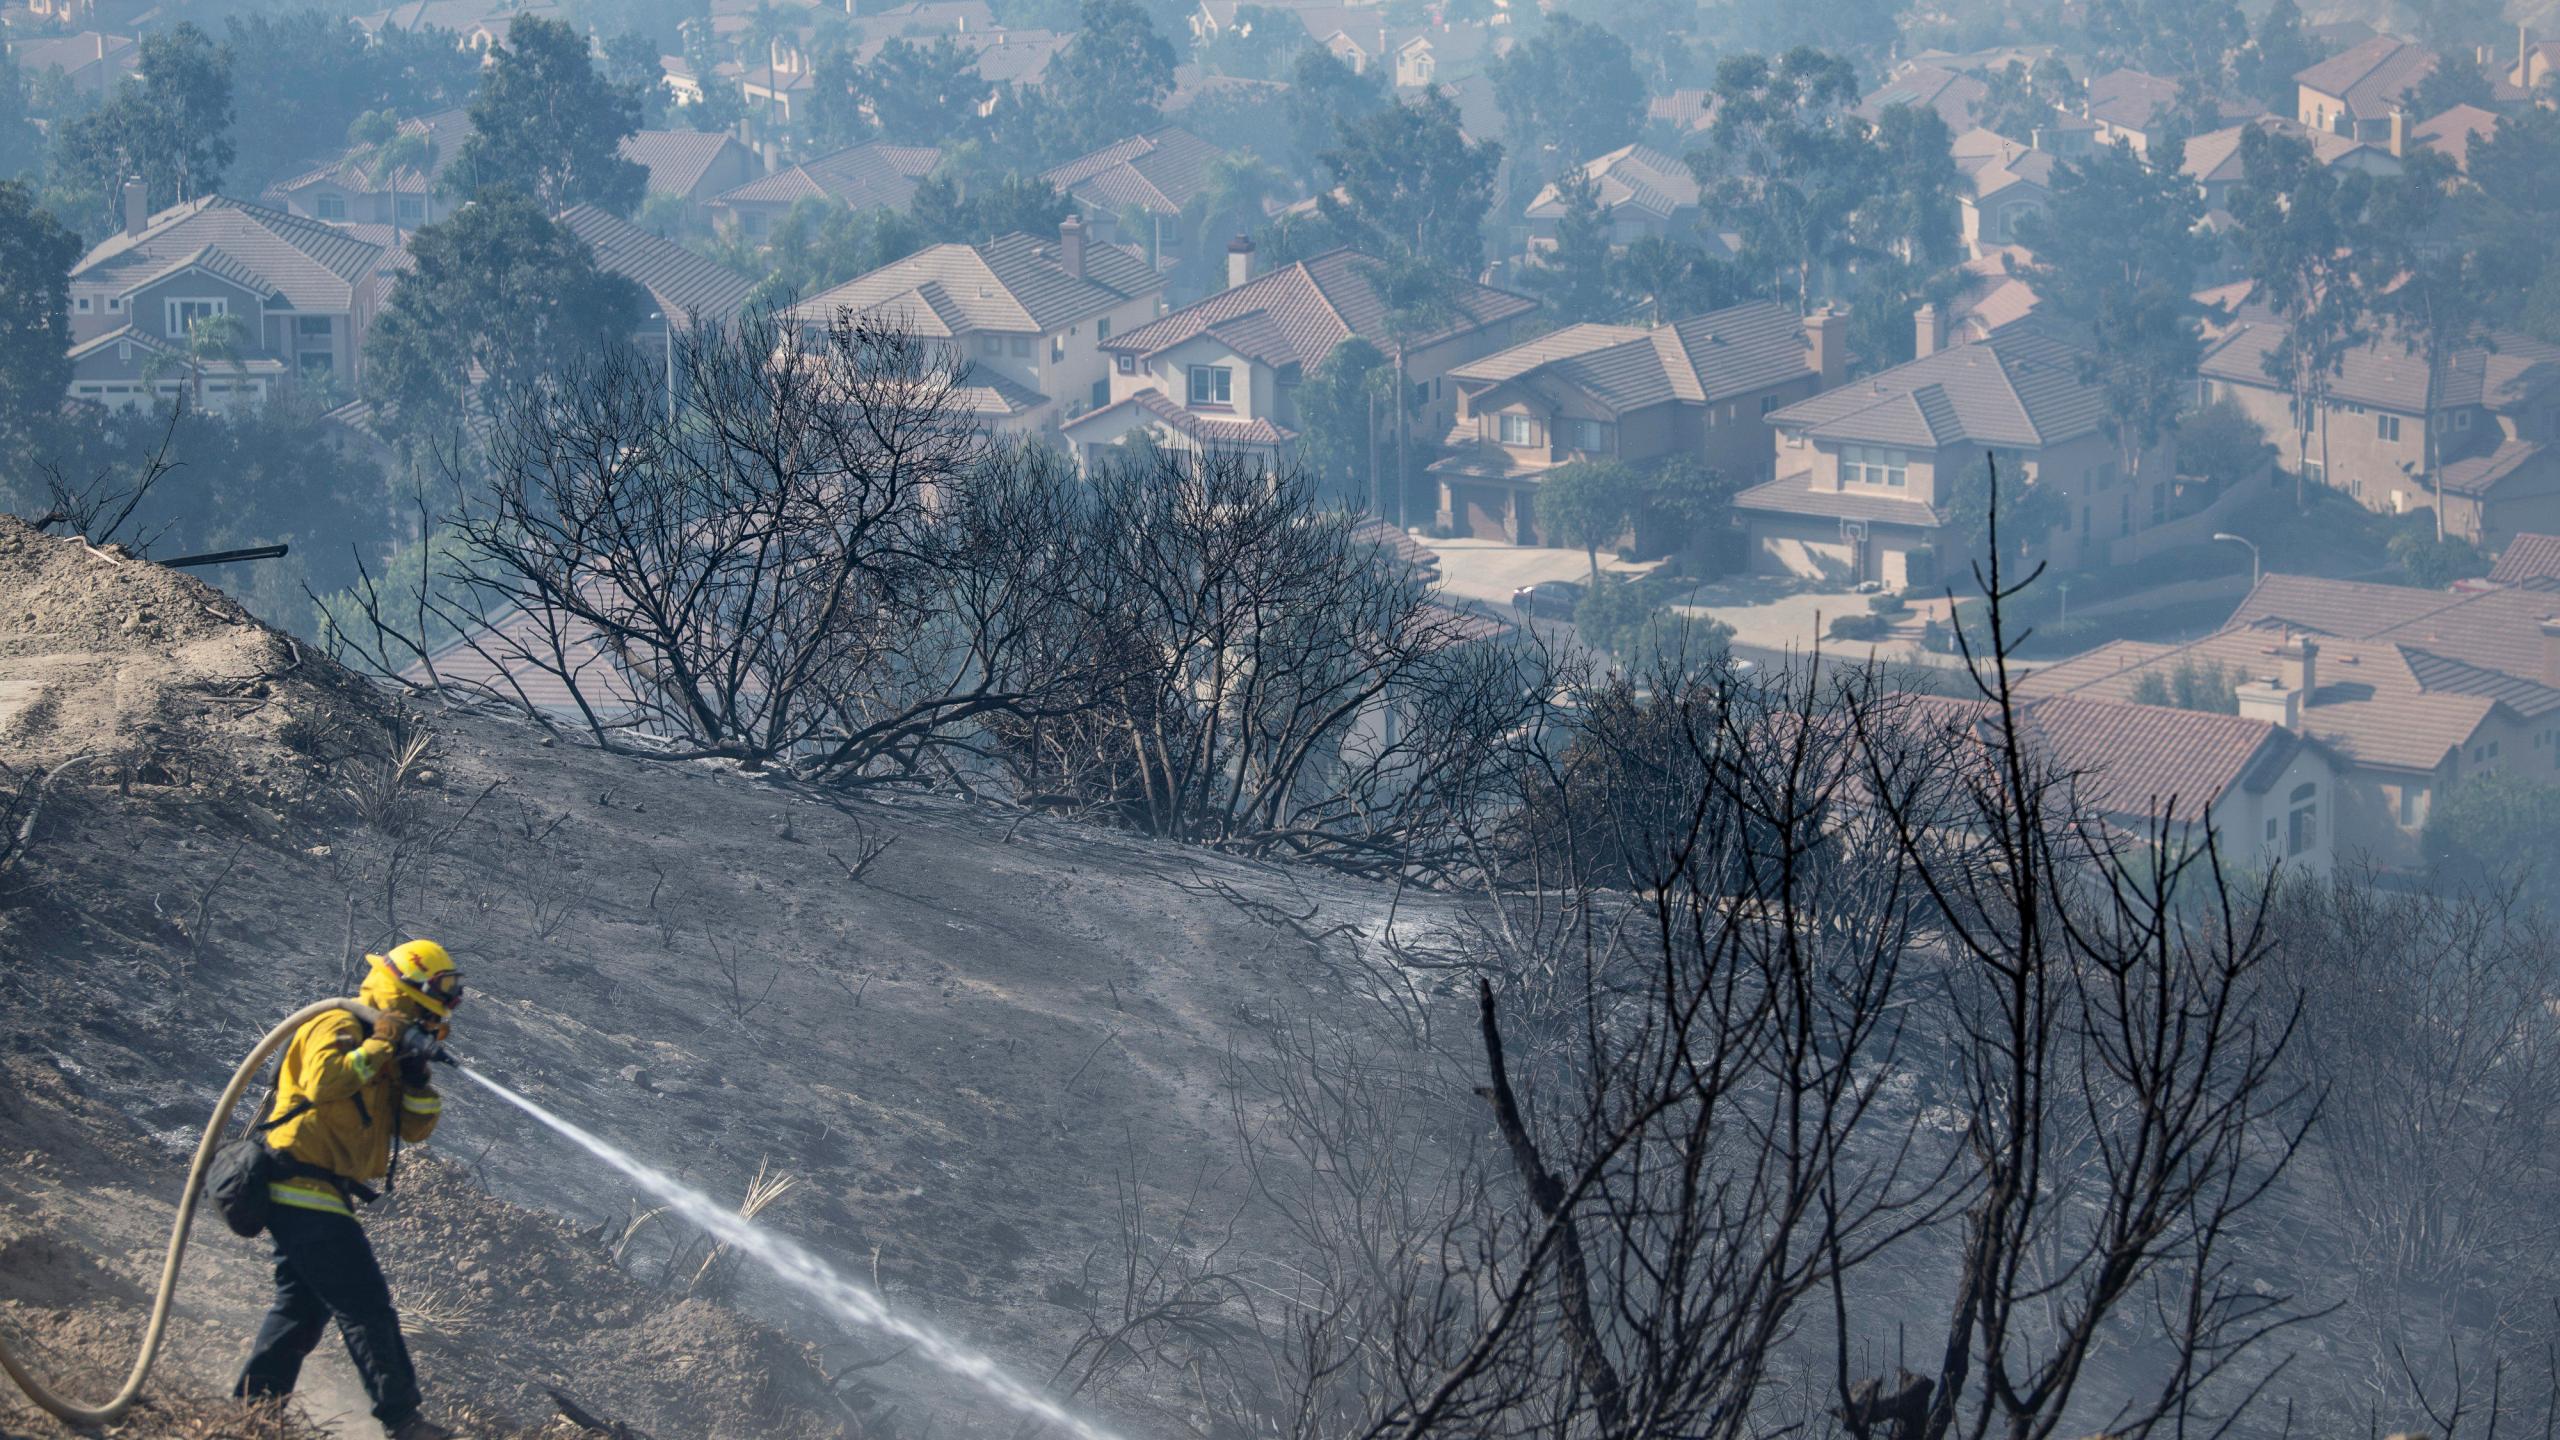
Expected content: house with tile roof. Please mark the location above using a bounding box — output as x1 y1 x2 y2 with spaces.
784 218 1165 436
619 130 763 220
1740 320 2175 586
1895 688 2342 872
2081 68 2268 160
65 189 394 411
353 0 565 50
1951 129 2058 257
6 31 139 105
1040 127 1230 270
1858 63 1992 133
2197 316 2560 548
1520 144 1702 258
2489 533 2560 585
2179 114 2399 211
2017 575 2560 866
1393 23 1502 91
709 142 942 240
1062 244 1535 474
1426 301 1841 547
267 108 473 232
2409 102 2501 172
2296 36 2437 141
556 206 757 334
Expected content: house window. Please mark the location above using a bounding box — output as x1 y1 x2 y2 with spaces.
396 196 423 225
1115 354 1135 374
1760 395 1780 414
2287 782 2318 856
1498 412 1537 447
165 297 227 337
1010 336 1032 357
75 296 90 313
1567 419 1613 453
108 296 122 312
2454 409 2472 431
299 351 334 374
979 336 1003 356
316 193 346 221
1096 317 1111 342
1051 335 1065 363
1187 364 1233 406
2398 784 2424 826
296 316 331 338
1841 444 1907 488
2377 413 2401 441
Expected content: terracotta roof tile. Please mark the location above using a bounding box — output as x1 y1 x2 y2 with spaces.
1041 126 1226 218
556 205 756 325
2490 534 2560 584
1104 247 1532 370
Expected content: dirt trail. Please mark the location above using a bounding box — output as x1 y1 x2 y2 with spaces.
0 518 1432 1436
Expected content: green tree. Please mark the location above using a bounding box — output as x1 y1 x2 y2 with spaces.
2359 150 2480 541
448 15 648 215
1540 459 1640 580
1573 570 1730 672
1524 166 1618 322
1610 234 1742 325
1364 251 1461 526
1196 4 1308 79
909 172 1073 245
361 191 649 441
1045 0 1177 153
1489 15 1646 186
1692 48 1868 309
1297 337 1386 508
220 11 376 194
2021 141 2212 508
2425 775 2560 893
2387 528 2489 588
50 23 235 235
0 181 78 454
0 51 45 182
1631 454 1740 557
142 311 252 412
1320 90 1501 275
2231 122 2372 507
2178 395 2275 483
857 37 988 146
2232 0 2314 115
1283 47 1389 172
733 196 928 304
1975 58 2082 144
1942 450 2066 578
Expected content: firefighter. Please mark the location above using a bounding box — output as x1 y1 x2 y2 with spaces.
234 939 460 1440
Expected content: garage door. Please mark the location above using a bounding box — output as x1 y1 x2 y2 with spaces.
1754 534 1855 581
1461 485 1509 541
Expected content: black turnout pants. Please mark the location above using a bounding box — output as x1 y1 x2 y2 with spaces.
233 1201 422 1429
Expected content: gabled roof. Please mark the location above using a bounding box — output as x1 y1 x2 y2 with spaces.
1647 88 1717 135
619 130 749 198
2437 438 2554 499
2085 69 2181 132
2295 35 2438 119
1448 300 1814 413
72 196 386 312
2181 114 2386 187
789 229 1160 334
1951 128 2057 200
712 142 941 211
2413 103 2500 172
1103 248 1532 369
2489 534 2560 585
2018 627 2509 774
2227 573 2560 699
1857 63 1990 131
1765 326 2106 450
354 0 566 35
1731 468 1947 527
1065 386 1295 447
851 26 1067 88
1897 691 2310 820
8 31 137 76
1523 143 1701 222
556 205 756 326
1041 126 1227 218
273 108 472 199
2199 320 2560 414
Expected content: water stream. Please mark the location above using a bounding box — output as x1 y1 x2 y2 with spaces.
453 1066 1132 1440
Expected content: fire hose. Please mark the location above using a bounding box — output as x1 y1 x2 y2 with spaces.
0 996 391 1427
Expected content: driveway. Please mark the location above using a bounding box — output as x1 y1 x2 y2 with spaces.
1428 535 1659 609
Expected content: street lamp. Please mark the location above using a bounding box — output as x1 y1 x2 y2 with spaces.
2212 531 2260 588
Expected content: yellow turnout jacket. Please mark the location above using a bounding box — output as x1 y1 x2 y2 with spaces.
262 995 441 1217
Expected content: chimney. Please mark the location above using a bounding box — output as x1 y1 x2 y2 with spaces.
2235 676 2303 731
1060 212 1086 280
2386 107 2407 159
1805 306 1845 389
2541 615 2560 686
1227 233 1255 290
121 177 147 239
1914 302 1946 359
2277 635 2318 699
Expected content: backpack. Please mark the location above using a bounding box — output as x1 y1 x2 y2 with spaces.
202 1099 312 1239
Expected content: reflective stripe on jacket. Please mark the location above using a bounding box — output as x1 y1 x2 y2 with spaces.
268 1177 355 1218
263 1009 440 1184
